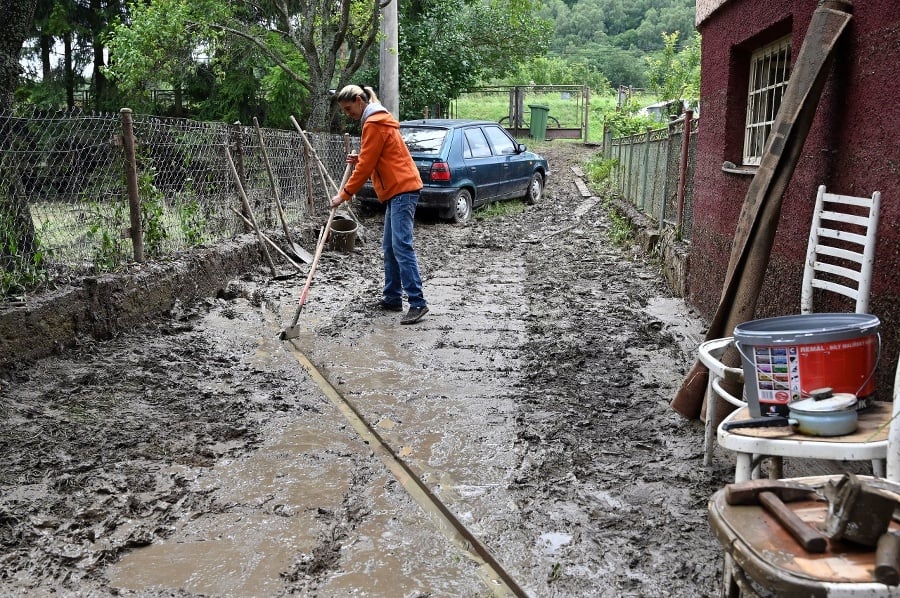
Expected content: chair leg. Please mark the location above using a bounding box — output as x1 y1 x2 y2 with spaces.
874 458 886 478
735 453 753 482
721 553 741 598
704 381 718 466
768 456 784 479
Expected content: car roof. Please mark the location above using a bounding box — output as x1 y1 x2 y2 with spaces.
399 119 498 129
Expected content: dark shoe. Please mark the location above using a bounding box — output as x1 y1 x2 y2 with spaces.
401 305 429 325
376 300 403 312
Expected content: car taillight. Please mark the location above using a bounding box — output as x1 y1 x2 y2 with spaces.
429 161 451 182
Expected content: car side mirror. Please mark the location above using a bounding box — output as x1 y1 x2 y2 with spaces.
517 143 527 153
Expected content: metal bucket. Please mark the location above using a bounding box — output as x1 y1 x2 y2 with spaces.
733 313 880 417
329 217 358 252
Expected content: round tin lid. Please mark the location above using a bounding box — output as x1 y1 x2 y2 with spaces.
790 393 858 413
733 313 880 345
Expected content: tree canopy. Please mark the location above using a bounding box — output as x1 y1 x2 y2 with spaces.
8 0 698 124
397 0 551 120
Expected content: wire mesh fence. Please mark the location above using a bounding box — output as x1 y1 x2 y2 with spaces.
605 112 699 242
0 106 357 299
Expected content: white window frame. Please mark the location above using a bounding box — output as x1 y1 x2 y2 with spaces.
743 36 792 166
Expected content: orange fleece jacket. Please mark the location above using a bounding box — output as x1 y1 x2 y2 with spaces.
339 110 423 203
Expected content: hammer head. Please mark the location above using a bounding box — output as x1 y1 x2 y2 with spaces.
725 479 820 506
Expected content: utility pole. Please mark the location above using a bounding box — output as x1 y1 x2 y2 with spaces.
379 0 399 117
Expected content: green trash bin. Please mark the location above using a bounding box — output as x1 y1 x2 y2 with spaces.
528 104 550 140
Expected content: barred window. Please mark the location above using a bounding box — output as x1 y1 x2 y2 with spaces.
743 36 792 166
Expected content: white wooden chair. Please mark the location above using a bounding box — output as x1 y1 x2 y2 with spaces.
701 186 883 476
801 185 881 314
707 353 900 596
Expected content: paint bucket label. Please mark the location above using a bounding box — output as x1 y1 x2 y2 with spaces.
747 336 877 416
734 313 880 418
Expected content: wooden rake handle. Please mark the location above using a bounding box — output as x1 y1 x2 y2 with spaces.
287 161 353 329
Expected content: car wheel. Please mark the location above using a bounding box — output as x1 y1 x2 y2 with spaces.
524 172 544 205
449 189 473 223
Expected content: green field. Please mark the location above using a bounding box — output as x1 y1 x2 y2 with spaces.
452 90 659 143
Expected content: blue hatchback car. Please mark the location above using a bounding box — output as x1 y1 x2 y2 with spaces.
356 119 550 223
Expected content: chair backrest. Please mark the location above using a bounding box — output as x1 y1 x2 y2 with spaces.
800 185 881 314
886 354 900 481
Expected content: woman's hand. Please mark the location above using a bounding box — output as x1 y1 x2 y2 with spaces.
345 152 359 165
330 195 344 209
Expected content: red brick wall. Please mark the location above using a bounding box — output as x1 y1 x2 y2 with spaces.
692 0 900 396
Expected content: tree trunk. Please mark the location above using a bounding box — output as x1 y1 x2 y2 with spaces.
90 0 107 109
64 30 74 108
306 89 331 132
0 0 40 289
40 34 52 82
0 120 40 290
0 0 38 110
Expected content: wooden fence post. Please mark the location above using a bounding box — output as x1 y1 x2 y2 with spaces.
231 122 251 233
303 140 315 217
676 110 693 237
119 108 144 263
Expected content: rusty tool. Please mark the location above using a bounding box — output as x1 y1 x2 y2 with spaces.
725 479 828 553
278 162 353 341
823 473 896 547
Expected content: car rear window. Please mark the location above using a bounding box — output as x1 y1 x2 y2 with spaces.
400 127 448 155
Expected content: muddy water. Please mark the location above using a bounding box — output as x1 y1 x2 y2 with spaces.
1 143 729 597
108 256 528 596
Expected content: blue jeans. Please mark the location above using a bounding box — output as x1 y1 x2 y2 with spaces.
383 193 426 308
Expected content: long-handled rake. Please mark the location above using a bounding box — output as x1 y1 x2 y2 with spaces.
279 142 353 341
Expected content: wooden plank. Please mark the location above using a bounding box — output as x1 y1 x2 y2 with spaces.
574 179 592 198
671 1 854 419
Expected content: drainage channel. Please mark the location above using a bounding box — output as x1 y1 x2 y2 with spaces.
283 339 527 598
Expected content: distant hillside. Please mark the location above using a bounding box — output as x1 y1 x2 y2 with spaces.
540 0 696 88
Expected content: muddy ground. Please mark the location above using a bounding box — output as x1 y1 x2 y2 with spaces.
0 142 737 597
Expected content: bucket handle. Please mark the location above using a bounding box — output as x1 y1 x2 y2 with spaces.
851 332 882 398
735 332 882 400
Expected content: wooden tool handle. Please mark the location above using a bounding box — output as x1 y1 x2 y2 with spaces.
725 479 817 505
759 491 828 553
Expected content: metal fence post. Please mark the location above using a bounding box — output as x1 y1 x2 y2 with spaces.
661 118 677 232
583 86 590 143
119 108 144 263
676 110 693 237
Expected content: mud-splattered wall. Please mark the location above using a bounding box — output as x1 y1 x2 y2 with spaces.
691 0 900 395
